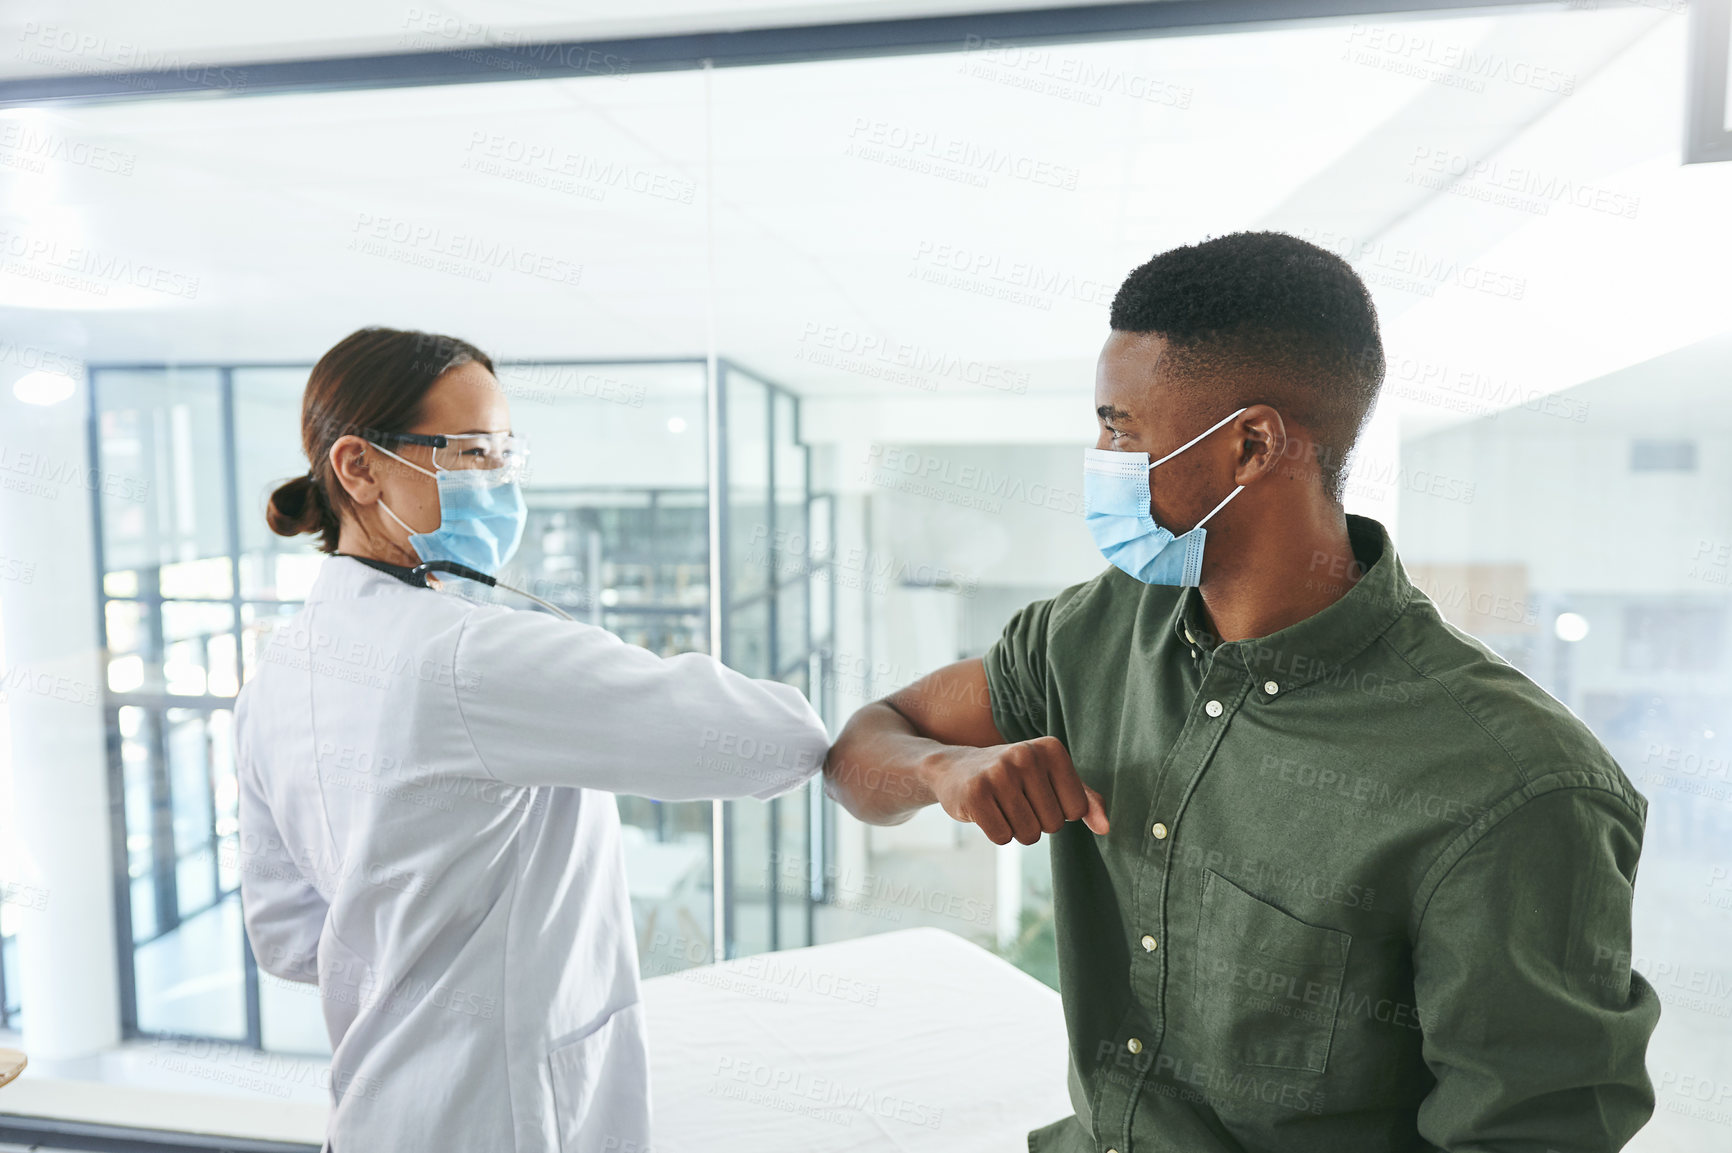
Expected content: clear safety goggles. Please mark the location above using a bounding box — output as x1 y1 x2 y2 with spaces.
372 430 530 483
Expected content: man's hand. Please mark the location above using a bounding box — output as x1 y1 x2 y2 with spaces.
924 735 1109 845
823 658 1109 841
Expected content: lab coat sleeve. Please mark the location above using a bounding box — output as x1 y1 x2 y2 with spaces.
452 607 830 800
235 695 329 984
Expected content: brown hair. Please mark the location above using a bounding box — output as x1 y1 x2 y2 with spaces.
265 327 495 553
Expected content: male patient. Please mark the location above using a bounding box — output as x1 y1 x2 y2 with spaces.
824 231 1659 1151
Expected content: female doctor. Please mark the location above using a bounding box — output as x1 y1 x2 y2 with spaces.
236 327 828 1153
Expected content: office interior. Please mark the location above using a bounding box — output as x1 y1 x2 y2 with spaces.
0 0 1730 1148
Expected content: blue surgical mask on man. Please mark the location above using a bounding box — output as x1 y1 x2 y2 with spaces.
369 441 528 576
1082 406 1248 587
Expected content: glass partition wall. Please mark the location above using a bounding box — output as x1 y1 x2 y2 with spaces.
720 366 832 958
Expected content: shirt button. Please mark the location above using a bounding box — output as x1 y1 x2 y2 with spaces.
1126 1037 1143 1054
1152 822 1169 839
1264 680 1279 695
1205 699 1223 717
1141 934 1158 952
1183 627 1195 643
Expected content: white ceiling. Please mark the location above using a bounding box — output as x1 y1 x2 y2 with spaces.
0 3 1725 449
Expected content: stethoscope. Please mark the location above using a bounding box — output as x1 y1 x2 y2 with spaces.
341 554 576 621
412 560 577 621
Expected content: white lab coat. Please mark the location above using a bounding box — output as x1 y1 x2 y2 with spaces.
234 556 827 1152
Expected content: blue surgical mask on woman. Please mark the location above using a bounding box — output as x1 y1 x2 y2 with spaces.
368 441 528 576
1082 406 1247 587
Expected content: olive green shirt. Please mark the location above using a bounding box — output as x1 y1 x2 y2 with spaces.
983 515 1658 1153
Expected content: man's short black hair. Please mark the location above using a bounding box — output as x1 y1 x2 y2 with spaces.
1109 230 1385 504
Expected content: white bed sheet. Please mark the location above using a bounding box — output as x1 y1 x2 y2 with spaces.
643 927 1072 1152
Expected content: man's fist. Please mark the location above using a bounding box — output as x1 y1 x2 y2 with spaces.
927 735 1110 845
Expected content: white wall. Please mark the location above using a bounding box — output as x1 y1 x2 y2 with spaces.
1400 331 1732 596
0 366 122 1059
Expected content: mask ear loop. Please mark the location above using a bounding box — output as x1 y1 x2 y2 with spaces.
1146 407 1250 531
1147 406 1249 471
1193 482 1244 530
365 441 439 538
368 440 440 479
376 498 427 539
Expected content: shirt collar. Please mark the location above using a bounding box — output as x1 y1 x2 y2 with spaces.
1172 514 1414 694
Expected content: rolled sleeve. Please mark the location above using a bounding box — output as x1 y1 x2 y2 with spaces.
1412 783 1661 1150
982 597 1056 745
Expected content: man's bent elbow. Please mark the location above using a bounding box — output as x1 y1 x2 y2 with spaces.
822 742 923 827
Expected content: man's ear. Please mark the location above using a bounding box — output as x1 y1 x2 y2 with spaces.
1232 404 1288 485
330 435 381 505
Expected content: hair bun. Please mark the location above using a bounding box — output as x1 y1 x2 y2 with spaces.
266 474 328 538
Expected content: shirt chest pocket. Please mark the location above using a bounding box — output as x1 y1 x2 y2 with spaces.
1192 869 1351 1075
